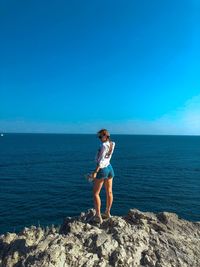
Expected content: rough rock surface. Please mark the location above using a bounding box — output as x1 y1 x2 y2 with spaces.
0 208 200 267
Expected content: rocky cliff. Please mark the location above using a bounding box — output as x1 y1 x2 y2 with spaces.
0 208 200 267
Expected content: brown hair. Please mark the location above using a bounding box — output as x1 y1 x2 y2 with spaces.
97 129 113 157
97 128 110 139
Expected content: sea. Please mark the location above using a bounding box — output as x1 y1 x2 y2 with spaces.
0 133 199 235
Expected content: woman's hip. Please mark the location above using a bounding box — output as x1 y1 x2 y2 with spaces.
96 164 115 179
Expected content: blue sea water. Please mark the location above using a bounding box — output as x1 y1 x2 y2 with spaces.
0 133 199 235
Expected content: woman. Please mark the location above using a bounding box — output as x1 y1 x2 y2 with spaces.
91 129 115 224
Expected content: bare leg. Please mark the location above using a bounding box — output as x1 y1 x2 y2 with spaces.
93 178 104 217
104 177 113 215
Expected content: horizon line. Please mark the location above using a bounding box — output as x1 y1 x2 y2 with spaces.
0 132 200 137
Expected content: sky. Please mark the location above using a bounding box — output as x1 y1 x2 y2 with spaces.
0 0 200 135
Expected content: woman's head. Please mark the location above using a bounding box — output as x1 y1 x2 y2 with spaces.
97 129 111 142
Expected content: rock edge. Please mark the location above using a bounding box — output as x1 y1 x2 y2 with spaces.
0 208 200 267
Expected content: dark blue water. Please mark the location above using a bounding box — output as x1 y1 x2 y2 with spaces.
0 133 200 234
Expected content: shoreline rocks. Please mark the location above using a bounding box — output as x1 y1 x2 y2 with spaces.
0 208 200 267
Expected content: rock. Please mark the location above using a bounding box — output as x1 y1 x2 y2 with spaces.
0 208 200 267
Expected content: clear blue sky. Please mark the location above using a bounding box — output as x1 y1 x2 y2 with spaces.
0 0 200 134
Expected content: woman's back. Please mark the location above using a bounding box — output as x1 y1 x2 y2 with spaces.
95 140 115 168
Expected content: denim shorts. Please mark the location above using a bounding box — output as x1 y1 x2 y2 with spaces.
96 164 115 179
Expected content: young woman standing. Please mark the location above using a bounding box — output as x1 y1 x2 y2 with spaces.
91 129 115 224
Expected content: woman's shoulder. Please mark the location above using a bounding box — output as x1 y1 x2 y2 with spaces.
102 142 108 147
101 140 115 147
105 140 115 147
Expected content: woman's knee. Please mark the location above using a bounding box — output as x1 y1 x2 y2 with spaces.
106 190 113 196
93 191 100 197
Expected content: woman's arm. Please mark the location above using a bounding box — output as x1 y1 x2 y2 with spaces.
92 145 107 178
94 165 101 173
96 144 107 168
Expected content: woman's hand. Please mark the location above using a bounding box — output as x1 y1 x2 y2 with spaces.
91 171 97 179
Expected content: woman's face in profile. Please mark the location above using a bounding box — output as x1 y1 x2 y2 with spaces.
98 134 107 142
